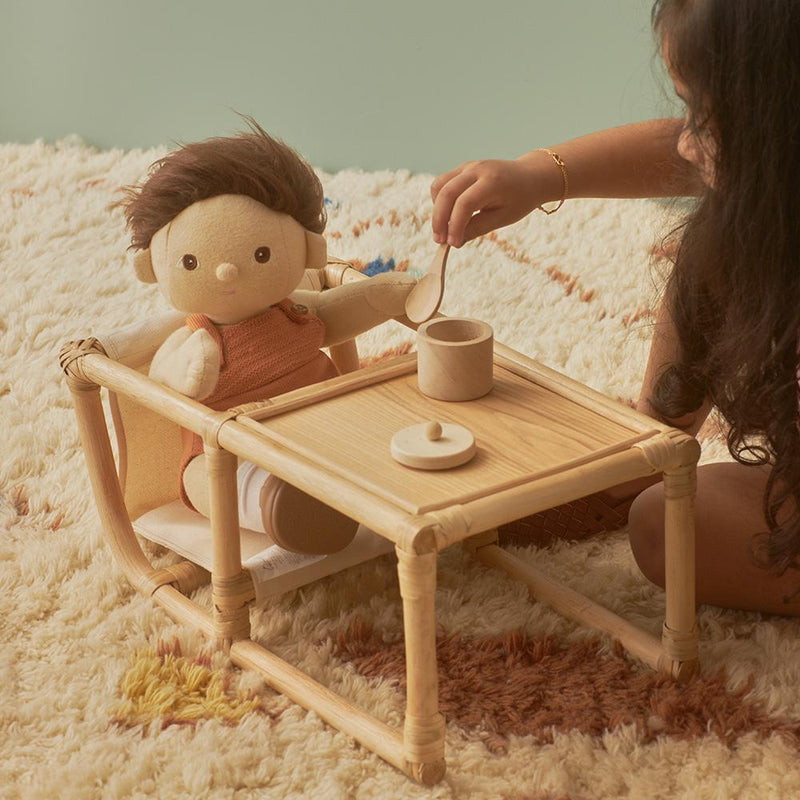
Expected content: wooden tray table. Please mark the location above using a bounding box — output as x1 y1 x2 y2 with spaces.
219 341 700 783
64 335 700 785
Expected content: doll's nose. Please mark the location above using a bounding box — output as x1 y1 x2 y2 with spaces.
216 262 239 282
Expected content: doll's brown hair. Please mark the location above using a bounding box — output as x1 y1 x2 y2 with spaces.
120 118 326 250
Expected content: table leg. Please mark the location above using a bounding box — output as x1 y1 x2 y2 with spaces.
662 463 699 680
395 546 446 785
206 445 252 650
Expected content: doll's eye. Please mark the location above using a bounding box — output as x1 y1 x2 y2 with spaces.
181 254 198 270
254 246 271 263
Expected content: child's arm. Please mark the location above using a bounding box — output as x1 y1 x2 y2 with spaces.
432 118 702 248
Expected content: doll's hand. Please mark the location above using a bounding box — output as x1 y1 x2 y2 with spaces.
149 327 220 400
362 272 417 317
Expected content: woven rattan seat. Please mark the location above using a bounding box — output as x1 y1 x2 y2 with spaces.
498 490 635 547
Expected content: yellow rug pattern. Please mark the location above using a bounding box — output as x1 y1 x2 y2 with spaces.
114 641 261 729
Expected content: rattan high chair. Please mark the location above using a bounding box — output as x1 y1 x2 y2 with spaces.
62 258 702 786
59 261 415 759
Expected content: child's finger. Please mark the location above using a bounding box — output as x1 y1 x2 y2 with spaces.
462 208 505 243
430 164 469 202
446 181 489 247
431 172 478 243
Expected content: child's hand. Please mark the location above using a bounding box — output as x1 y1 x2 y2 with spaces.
430 157 549 247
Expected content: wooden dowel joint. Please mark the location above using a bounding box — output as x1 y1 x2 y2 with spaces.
212 572 256 607
403 713 446 763
397 516 440 555
396 548 437 599
661 622 698 663
666 657 700 683
663 464 696 500
149 561 211 595
398 506 474 554
323 260 352 288
427 505 473 551
634 430 701 473
60 339 107 390
409 758 447 786
212 602 252 646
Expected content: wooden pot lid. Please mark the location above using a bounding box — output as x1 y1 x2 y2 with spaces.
390 421 476 470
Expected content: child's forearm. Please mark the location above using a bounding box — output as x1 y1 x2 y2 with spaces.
519 119 703 202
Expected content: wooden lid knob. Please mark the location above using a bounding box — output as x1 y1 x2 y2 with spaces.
425 421 442 441
390 422 476 470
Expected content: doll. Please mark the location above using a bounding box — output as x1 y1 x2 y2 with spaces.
120 121 416 555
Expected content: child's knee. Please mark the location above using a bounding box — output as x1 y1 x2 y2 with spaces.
628 485 666 588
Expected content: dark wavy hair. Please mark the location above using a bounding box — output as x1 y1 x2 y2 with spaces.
650 0 800 573
119 117 326 251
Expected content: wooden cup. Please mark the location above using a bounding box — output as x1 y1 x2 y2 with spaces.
416 318 494 401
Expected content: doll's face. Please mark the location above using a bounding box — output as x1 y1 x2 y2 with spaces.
149 194 308 325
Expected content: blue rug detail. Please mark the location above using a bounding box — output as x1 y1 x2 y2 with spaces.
364 257 396 276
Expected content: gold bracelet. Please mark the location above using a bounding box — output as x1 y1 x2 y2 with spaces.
535 148 568 215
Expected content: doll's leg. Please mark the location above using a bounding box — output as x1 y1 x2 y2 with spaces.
628 461 800 615
183 457 357 555
257 468 357 555
183 455 212 516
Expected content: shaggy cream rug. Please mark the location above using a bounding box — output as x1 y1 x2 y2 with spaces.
3 137 800 800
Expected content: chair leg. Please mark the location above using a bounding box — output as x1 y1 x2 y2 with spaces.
206 446 251 650
662 463 699 681
395 546 446 785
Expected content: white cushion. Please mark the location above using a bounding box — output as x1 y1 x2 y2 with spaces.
134 501 394 604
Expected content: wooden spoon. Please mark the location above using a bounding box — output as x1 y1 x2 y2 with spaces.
404 244 451 323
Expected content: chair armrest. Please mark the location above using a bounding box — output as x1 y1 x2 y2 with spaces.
60 340 232 441
93 310 186 368
323 257 367 288
295 259 367 296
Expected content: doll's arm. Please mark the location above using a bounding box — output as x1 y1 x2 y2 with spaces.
149 327 221 400
95 310 186 369
291 272 416 346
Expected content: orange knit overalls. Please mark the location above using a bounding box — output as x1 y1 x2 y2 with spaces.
179 299 339 508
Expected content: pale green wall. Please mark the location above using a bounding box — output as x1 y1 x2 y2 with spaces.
0 0 671 173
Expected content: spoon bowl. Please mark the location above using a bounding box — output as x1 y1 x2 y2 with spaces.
404 244 451 323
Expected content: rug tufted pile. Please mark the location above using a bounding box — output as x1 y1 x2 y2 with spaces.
3 137 800 800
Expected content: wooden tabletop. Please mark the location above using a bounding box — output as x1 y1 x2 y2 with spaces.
238 358 658 516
